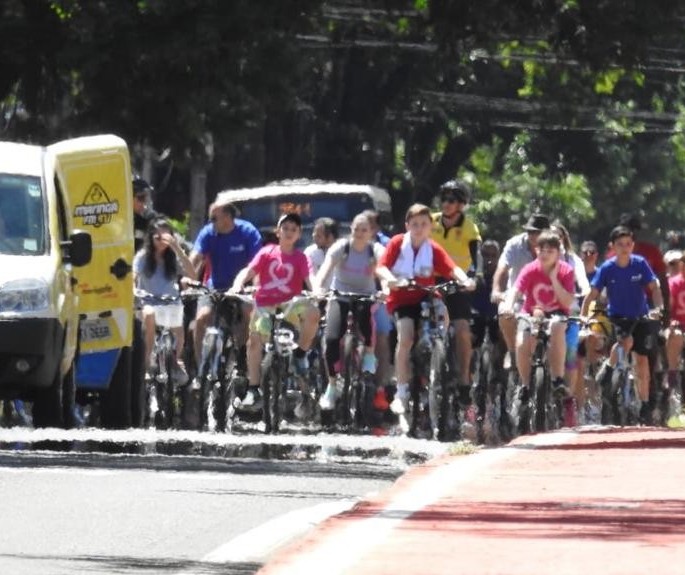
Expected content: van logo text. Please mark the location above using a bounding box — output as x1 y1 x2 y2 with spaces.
74 183 119 227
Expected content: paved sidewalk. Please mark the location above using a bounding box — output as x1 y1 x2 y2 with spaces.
259 427 685 575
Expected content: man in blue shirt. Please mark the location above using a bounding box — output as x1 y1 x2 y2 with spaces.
581 225 663 420
190 201 262 373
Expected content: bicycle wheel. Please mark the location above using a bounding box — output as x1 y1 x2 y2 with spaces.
220 344 239 433
427 339 450 441
261 351 281 434
197 331 218 431
533 366 548 433
473 348 488 445
340 335 360 428
158 333 176 429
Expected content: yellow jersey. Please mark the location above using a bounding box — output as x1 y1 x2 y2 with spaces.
431 212 481 271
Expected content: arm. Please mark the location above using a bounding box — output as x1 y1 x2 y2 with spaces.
648 279 664 311
468 239 481 276
491 262 510 303
313 249 336 292
550 268 575 310
501 286 520 315
230 266 256 293
580 287 600 317
189 251 205 280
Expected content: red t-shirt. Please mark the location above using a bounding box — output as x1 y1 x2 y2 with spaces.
669 274 685 326
379 234 456 313
515 259 575 315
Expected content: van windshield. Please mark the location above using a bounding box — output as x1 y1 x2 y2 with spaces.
0 175 46 256
234 193 377 229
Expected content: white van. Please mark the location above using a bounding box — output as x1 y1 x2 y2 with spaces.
214 179 393 244
0 141 92 428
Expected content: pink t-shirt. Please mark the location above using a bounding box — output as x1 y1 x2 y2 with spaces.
249 245 312 306
515 259 575 314
669 274 685 326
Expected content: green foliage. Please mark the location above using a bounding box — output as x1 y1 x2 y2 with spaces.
460 133 594 243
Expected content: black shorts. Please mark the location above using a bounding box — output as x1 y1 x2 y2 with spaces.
443 290 472 321
609 317 660 356
471 315 500 348
394 304 423 323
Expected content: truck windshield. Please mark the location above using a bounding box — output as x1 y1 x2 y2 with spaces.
0 175 46 255
235 193 376 229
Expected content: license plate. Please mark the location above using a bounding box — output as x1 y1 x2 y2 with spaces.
81 318 112 342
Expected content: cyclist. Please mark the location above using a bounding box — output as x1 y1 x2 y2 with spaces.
581 225 664 420
580 240 600 283
431 179 481 403
664 251 685 390
491 213 551 372
133 218 196 382
551 222 591 416
230 212 320 409
664 250 683 279
314 213 386 411
375 203 474 418
132 175 159 253
501 230 575 397
361 208 394 404
304 217 339 279
189 200 262 382
472 240 502 350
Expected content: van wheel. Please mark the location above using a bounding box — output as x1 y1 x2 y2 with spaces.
130 318 145 428
101 347 132 429
33 367 66 429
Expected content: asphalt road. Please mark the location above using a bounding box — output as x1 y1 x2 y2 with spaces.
0 449 402 575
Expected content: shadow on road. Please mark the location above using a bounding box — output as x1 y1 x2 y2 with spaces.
0 552 261 574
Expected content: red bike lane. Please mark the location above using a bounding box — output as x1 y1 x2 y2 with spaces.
259 428 685 575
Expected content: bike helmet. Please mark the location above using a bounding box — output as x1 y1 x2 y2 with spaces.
439 179 471 203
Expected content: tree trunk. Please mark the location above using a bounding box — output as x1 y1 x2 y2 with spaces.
189 161 207 240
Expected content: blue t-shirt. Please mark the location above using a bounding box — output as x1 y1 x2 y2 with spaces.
591 255 656 318
193 219 262 289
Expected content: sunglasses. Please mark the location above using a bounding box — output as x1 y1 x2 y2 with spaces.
582 250 597 256
442 196 465 204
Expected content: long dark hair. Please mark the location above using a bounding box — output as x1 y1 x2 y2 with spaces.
142 218 178 280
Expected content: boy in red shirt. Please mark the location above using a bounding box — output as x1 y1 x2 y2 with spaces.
501 230 575 397
376 204 474 416
665 252 685 390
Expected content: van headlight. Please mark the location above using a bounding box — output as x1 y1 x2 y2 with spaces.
0 279 50 313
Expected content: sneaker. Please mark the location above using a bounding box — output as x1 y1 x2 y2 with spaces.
319 383 339 411
373 387 390 411
457 385 472 407
552 377 569 397
145 371 154 383
361 353 377 375
190 376 201 391
242 387 263 410
518 385 530 404
390 384 410 415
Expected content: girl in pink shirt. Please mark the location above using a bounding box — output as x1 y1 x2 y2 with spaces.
231 213 320 407
502 231 575 398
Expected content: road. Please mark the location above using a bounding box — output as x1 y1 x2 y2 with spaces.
0 451 402 575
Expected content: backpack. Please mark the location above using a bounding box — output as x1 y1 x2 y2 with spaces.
342 238 376 265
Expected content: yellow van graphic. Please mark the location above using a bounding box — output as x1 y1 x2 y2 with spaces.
74 183 120 228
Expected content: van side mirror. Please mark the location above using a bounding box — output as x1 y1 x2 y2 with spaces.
61 231 92 267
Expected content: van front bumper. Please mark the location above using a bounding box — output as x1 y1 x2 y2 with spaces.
0 318 64 392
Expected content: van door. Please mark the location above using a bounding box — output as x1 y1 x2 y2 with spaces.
49 135 133 389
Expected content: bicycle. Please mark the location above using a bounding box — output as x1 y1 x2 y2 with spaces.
394 279 466 440
470 313 508 444
259 293 321 434
325 290 382 431
512 313 568 434
135 290 185 429
185 285 250 433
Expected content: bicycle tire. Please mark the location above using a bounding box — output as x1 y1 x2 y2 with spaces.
158 334 176 429
220 345 239 433
341 335 360 428
427 339 449 441
197 331 218 431
533 366 548 433
261 351 281 434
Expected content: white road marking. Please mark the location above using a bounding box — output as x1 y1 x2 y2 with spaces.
263 431 578 575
